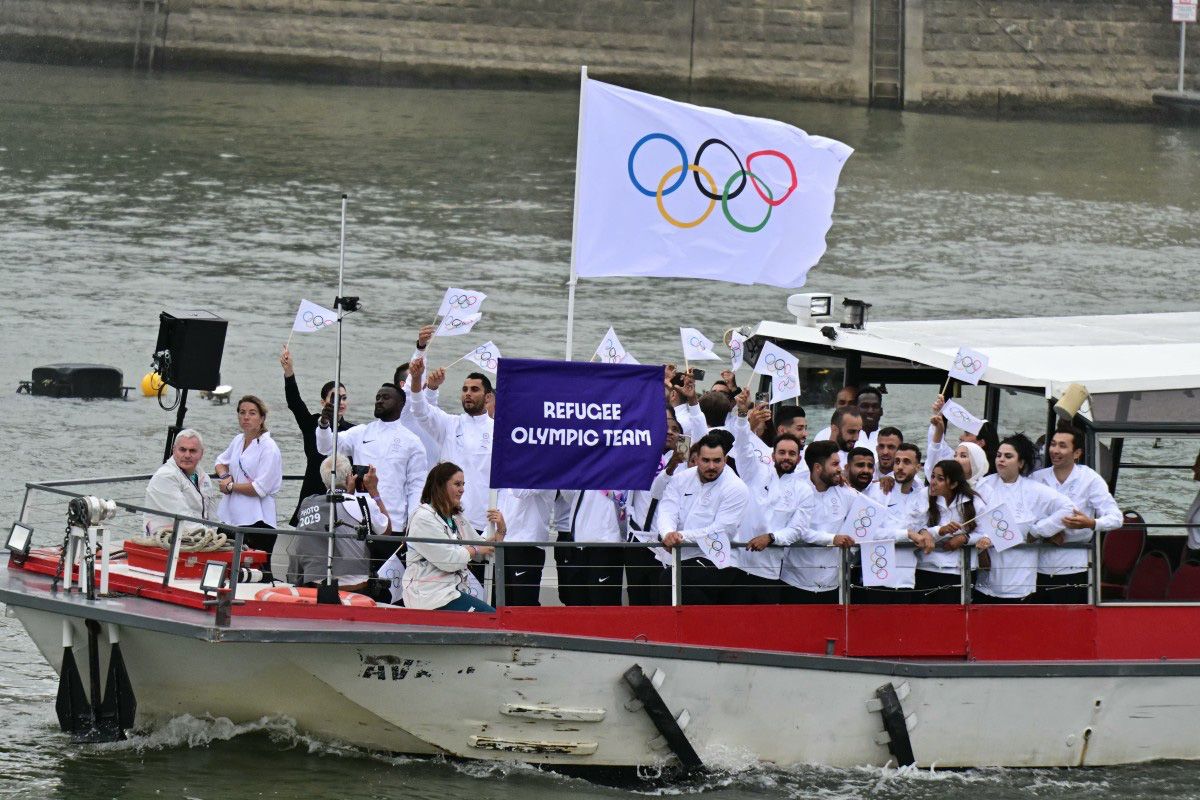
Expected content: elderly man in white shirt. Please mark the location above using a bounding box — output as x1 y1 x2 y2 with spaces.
657 431 750 605
142 429 219 545
1031 426 1123 603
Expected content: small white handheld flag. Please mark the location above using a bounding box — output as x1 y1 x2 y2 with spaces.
948 346 990 386
728 331 747 372
981 502 1023 552
595 327 634 364
942 399 987 436
838 491 888 541
753 340 801 404
437 287 487 318
464 341 502 374
436 311 482 338
861 540 900 588
680 327 721 362
292 299 337 333
696 528 732 569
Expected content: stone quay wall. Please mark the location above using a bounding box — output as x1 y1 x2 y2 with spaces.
0 0 1196 115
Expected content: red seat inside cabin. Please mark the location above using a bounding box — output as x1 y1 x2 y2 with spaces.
1166 560 1200 601
1125 551 1173 601
1100 510 1146 601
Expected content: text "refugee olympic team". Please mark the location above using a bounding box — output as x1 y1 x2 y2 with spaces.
508 401 653 447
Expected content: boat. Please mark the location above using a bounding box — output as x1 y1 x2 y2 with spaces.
3 301 1200 774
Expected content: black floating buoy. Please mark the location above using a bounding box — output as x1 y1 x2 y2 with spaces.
19 364 131 399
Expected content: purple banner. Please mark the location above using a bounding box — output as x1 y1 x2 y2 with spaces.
490 358 667 490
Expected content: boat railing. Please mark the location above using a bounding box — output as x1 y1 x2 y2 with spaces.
12 476 1196 611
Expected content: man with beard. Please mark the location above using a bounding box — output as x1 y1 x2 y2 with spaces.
657 432 749 605
843 447 877 493
829 407 874 468
317 384 425 555
860 442 935 603
873 426 907 484
780 440 856 603
406 357 494 534
813 385 859 443
735 409 814 604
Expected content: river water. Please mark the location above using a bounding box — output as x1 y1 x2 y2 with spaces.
1 62 1199 798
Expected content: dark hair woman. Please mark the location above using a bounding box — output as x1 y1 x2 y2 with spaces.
402 462 506 612
914 459 983 604
214 394 283 554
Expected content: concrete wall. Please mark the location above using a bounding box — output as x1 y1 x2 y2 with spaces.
0 0 1195 114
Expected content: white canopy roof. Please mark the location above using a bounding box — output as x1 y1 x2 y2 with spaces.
751 311 1200 398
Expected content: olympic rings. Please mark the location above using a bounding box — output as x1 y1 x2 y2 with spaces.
764 354 793 376
657 165 717 229
472 345 498 370
444 316 473 329
703 532 727 564
688 336 705 347
628 133 798 233
955 354 982 374
870 544 890 580
448 293 479 310
302 311 330 330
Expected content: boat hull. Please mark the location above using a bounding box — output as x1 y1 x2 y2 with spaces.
11 602 1200 769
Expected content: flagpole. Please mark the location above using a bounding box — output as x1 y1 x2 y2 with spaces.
564 65 588 361
327 194 348 588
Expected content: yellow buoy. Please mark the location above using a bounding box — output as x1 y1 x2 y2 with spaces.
141 372 165 396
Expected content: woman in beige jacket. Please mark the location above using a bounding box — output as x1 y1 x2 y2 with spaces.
403 461 505 611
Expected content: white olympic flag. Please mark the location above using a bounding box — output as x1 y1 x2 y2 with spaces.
942 399 986 436
680 327 721 361
436 311 482 338
574 79 854 288
291 299 337 333
595 327 634 364
753 340 801 404
465 341 502 374
437 287 487 318
948 345 990 386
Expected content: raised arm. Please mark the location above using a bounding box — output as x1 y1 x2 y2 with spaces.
407 357 457 444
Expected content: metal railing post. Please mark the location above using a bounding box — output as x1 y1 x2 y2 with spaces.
838 546 849 604
493 543 506 608
960 547 972 605
162 518 182 588
671 545 682 607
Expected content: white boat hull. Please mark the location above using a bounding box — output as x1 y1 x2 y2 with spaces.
11 604 1200 769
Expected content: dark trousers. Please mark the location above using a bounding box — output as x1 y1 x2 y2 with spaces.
242 520 277 556
554 532 588 606
501 545 546 607
1035 571 1089 604
578 546 625 606
727 572 784 605
914 570 962 604
779 585 838 604
666 558 737 605
624 544 669 606
972 589 1029 604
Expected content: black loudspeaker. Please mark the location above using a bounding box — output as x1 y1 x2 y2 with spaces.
154 310 228 390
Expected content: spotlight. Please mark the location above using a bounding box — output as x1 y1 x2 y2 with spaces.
786 293 834 326
1055 383 1091 422
840 298 871 330
6 522 33 563
199 561 228 595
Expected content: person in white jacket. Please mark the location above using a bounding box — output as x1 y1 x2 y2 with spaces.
915 458 986 603
405 357 494 534
657 432 750 605
403 462 505 611
624 413 684 606
974 434 1073 603
142 429 220 546
1031 425 1122 603
317 384 426 538
780 441 856 602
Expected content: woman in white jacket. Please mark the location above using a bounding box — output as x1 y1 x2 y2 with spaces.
403 462 505 611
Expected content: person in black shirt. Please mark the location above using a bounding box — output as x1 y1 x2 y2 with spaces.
280 346 353 526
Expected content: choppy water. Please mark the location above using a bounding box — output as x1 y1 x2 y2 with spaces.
1 61 1199 798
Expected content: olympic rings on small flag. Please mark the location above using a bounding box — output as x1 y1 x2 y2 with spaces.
448 293 479 310
764 354 793 376
628 133 799 233
954 354 982 374
472 345 498 371
989 509 1015 541
302 311 331 330
871 544 890 581
853 506 877 538
703 531 727 565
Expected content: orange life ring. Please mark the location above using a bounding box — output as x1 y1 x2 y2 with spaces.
254 586 376 607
